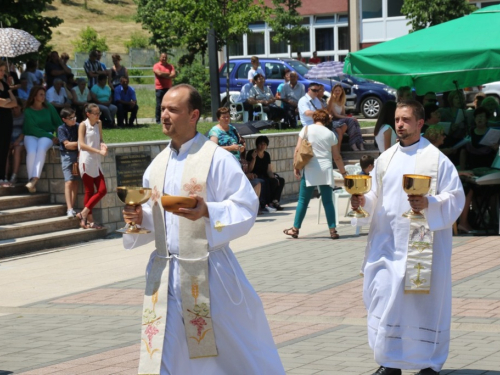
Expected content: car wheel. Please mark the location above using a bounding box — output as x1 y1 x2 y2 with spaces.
361 96 382 119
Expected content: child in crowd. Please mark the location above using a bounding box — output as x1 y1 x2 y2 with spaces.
77 103 108 229
57 108 80 218
359 155 374 176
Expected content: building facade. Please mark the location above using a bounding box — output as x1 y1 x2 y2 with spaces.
225 0 499 63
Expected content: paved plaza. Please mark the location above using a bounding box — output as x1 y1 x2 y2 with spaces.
0 197 499 375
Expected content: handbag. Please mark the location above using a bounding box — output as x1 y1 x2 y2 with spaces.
293 126 314 170
71 161 80 177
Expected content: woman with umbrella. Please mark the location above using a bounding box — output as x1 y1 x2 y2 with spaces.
327 83 365 151
0 61 18 187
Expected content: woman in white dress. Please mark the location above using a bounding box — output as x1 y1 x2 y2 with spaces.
77 103 108 229
284 109 348 239
374 100 397 153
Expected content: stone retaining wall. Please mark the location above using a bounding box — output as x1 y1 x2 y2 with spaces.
18 132 301 232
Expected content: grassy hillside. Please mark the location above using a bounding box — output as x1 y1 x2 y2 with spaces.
43 0 149 56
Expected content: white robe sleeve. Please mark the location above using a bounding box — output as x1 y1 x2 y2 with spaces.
205 149 259 248
425 155 465 231
122 164 155 250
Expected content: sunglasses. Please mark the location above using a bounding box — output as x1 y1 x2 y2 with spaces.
64 116 77 120
310 89 319 93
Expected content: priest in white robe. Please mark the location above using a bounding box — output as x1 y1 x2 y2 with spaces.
352 100 465 375
122 84 285 375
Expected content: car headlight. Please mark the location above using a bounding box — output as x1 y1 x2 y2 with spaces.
384 87 396 96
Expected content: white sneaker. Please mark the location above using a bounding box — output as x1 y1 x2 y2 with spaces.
67 209 76 218
264 205 277 213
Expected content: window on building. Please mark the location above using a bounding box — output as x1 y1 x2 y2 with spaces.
387 0 404 17
228 35 244 56
247 32 265 55
270 31 288 54
315 28 334 51
315 15 336 24
338 14 348 23
301 17 311 25
292 29 310 54
339 55 347 62
362 0 382 19
338 26 349 50
480 1 500 6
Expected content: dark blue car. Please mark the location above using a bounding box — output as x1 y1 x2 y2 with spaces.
219 58 357 111
331 74 396 119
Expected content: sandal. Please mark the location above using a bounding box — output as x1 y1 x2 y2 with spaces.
283 227 299 239
76 212 88 229
272 200 284 211
330 228 340 240
88 222 104 229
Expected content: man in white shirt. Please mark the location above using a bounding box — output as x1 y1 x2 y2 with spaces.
280 71 305 128
122 84 285 374
237 82 255 121
298 82 322 126
351 100 465 375
46 78 72 112
247 56 265 83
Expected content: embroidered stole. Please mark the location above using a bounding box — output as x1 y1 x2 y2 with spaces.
138 136 218 375
376 140 440 294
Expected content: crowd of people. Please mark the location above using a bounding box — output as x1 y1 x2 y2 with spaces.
2 50 140 130
1 58 109 230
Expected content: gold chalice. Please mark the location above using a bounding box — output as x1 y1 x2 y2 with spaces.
402 174 431 220
344 175 372 218
116 186 152 234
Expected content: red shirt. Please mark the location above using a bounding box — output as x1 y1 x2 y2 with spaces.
153 62 175 90
309 57 321 64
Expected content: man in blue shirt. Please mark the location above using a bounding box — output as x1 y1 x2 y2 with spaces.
114 77 139 127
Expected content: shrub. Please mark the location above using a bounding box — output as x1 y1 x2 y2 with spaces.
72 27 108 53
174 62 211 114
124 32 150 53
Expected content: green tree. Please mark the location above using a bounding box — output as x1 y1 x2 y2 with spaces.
124 32 150 52
71 27 109 53
266 0 307 57
401 0 476 32
135 0 265 61
0 0 62 62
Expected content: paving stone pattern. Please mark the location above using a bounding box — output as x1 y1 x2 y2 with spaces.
1 228 500 375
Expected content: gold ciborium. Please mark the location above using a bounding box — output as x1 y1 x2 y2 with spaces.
402 174 431 220
116 187 152 234
344 175 372 218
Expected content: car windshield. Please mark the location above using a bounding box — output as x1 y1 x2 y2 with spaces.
220 63 235 77
286 60 310 76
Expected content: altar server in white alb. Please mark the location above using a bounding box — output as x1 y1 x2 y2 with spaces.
122 84 285 375
351 100 465 375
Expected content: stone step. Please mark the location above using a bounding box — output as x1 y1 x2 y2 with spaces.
0 183 28 196
0 193 50 211
0 204 67 225
0 227 107 259
0 216 80 241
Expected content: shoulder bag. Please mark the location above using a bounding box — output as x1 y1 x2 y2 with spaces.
293 126 314 170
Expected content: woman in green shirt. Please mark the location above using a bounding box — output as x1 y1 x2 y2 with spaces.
23 86 61 193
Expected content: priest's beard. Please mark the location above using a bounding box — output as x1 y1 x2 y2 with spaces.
397 129 420 145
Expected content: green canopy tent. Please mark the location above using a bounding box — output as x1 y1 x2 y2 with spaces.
344 4 500 95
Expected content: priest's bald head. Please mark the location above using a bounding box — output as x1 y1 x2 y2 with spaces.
395 100 425 146
160 84 202 150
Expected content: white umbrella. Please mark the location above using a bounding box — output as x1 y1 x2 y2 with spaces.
0 28 41 58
